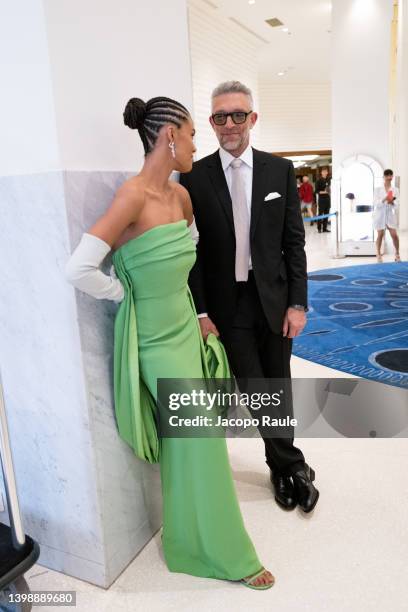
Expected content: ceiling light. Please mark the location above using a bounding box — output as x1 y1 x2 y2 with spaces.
282 27 289 32
248 0 256 4
266 18 284 27
277 72 285 76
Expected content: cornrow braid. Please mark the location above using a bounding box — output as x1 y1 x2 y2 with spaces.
123 96 190 155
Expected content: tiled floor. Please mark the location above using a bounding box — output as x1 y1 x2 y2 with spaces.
24 226 408 611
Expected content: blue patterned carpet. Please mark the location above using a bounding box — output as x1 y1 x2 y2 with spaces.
293 262 408 388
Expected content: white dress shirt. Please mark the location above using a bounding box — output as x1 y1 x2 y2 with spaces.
219 144 253 270
197 145 253 319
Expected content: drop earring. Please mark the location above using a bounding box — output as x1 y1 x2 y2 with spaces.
169 141 176 159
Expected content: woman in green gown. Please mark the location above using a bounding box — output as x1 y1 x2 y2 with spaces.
65 96 274 590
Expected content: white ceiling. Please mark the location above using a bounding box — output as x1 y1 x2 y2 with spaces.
206 0 332 81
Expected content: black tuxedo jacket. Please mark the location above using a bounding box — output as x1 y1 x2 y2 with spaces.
179 147 307 336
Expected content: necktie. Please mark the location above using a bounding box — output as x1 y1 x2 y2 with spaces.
230 158 249 281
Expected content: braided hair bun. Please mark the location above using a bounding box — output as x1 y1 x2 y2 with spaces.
123 98 147 130
123 95 190 155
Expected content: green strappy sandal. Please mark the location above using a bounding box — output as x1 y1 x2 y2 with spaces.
240 567 275 590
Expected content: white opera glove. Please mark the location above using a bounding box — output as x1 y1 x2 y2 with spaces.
188 217 199 245
65 232 125 303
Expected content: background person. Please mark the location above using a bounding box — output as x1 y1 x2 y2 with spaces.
299 175 314 220
315 168 331 233
373 168 400 262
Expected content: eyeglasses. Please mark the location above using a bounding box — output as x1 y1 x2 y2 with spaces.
211 111 253 126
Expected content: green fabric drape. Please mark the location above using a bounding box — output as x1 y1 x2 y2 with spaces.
112 245 230 463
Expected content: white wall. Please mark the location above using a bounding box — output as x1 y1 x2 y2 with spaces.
0 0 60 176
43 0 193 171
332 0 394 172
0 0 193 176
187 0 262 159
258 80 331 153
0 0 193 586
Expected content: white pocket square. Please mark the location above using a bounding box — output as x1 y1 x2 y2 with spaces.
264 192 281 201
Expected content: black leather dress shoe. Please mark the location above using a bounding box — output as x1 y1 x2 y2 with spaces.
292 464 319 513
270 471 297 509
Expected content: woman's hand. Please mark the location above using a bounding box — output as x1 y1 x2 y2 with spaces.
198 316 220 339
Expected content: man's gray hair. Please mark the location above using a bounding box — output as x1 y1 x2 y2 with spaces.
211 81 253 108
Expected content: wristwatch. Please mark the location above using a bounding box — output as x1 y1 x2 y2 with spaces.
290 304 309 312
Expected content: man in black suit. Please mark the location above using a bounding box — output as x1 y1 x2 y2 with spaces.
180 81 319 513
315 167 331 233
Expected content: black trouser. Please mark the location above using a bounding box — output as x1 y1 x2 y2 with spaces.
317 196 331 231
220 271 305 477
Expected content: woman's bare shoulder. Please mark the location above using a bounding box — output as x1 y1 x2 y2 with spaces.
116 175 146 200
110 176 146 217
86 176 145 246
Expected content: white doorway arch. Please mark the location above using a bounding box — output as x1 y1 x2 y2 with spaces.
332 154 384 256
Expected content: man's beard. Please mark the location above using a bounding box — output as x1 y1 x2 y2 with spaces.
220 133 244 151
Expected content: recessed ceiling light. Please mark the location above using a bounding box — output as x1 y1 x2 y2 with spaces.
282 27 289 32
277 72 285 76
265 18 284 27
248 0 256 4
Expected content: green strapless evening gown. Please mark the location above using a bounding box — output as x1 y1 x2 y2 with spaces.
111 220 262 581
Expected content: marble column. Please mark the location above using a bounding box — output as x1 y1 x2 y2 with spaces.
0 0 192 588
331 0 395 256
332 0 394 171
396 0 408 229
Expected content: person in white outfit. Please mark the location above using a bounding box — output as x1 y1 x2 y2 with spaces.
372 168 400 262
